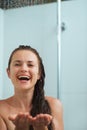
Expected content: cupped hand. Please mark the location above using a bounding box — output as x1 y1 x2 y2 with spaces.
8 112 31 130
8 113 52 130
30 114 52 127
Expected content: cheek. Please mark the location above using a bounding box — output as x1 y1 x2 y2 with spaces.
32 68 40 78
36 70 40 79
7 69 16 79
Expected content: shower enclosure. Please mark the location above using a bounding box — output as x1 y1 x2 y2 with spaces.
0 0 87 130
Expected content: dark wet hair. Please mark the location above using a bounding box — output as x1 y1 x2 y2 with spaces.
8 45 53 130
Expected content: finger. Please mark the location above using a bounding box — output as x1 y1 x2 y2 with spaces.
8 114 17 121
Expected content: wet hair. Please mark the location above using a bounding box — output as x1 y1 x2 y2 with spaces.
8 45 53 130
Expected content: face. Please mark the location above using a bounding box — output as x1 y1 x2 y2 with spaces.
7 50 40 91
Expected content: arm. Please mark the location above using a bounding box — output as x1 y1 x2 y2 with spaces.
32 98 64 130
0 116 7 130
47 97 64 130
9 98 64 130
28 97 64 130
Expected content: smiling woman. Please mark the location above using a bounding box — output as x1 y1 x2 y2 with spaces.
0 45 64 130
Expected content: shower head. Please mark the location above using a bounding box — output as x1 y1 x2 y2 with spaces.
0 0 57 10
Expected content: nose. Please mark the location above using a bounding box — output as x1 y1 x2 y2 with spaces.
20 63 28 72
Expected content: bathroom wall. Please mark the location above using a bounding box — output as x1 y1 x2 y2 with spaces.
61 0 87 130
1 3 58 99
1 0 87 129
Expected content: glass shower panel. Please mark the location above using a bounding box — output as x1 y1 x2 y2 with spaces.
61 0 87 130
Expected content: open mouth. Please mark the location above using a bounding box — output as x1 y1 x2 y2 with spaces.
18 76 30 81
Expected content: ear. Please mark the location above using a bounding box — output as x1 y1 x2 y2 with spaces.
6 68 11 78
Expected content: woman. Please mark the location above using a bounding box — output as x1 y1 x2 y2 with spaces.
0 45 64 130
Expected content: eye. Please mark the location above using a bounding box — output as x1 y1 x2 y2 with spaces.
28 64 34 67
14 63 21 66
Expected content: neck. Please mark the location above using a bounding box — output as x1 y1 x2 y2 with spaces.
12 90 34 112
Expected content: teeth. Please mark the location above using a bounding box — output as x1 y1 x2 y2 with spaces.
19 76 29 78
18 76 30 80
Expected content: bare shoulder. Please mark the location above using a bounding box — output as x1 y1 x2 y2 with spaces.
0 98 12 116
0 99 7 108
0 99 8 113
0 99 9 125
45 96 63 111
0 98 9 106
45 96 64 130
0 99 15 130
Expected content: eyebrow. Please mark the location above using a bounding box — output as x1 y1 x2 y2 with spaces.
13 60 34 63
